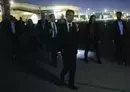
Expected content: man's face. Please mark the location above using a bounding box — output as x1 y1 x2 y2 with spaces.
66 12 74 23
50 15 55 22
91 16 96 22
116 13 122 20
28 19 33 26
9 16 14 22
20 18 22 20
61 14 64 19
41 13 45 19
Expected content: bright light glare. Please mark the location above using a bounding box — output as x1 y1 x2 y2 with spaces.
88 8 90 11
23 12 33 15
31 14 39 24
54 12 62 19
77 50 85 59
53 6 61 12
104 9 108 13
56 12 65 19
0 12 2 15
77 50 96 59
126 13 129 16
113 10 116 14
104 15 109 19
93 12 95 14
10 0 14 4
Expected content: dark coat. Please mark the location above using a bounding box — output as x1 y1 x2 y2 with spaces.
58 22 78 53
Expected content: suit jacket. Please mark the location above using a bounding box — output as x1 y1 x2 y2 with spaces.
36 19 48 42
0 20 20 52
45 22 60 39
112 20 127 42
18 20 25 26
59 22 78 50
21 25 36 52
1 20 20 38
36 19 48 32
84 22 100 43
16 21 26 37
44 22 61 49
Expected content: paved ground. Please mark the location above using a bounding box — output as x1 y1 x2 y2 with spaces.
1 50 130 92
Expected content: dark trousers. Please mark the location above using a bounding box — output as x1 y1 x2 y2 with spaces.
115 40 126 64
84 41 100 63
51 46 58 66
12 35 19 56
60 47 77 86
50 38 59 66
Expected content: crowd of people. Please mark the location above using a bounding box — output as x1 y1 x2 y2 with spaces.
0 9 128 90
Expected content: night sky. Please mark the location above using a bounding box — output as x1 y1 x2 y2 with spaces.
15 0 130 11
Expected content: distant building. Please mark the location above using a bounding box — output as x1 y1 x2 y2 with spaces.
9 2 80 23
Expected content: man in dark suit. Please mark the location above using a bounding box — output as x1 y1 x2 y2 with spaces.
18 17 25 25
60 10 79 90
36 13 48 48
45 14 60 68
17 17 25 37
57 14 66 24
112 11 127 65
0 15 20 60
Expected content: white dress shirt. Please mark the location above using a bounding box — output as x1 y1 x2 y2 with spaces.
76 23 79 32
42 19 46 30
67 22 79 32
51 22 57 37
117 20 124 36
11 22 16 34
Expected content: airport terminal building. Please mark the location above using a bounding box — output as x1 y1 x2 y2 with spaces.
0 1 129 23
0 2 80 23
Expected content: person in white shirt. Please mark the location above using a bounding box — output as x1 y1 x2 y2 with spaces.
46 14 59 68
112 11 127 65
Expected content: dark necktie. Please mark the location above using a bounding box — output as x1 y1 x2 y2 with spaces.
53 23 56 37
90 24 94 38
69 23 72 32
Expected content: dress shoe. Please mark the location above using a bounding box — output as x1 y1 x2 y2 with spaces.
97 60 102 64
60 81 67 86
83 59 88 63
68 85 79 90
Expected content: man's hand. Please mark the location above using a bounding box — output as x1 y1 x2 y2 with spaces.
112 40 115 44
75 23 79 32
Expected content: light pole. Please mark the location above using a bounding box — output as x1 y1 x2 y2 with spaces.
0 0 10 20
86 8 90 20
